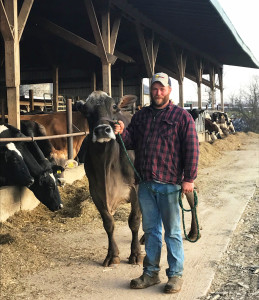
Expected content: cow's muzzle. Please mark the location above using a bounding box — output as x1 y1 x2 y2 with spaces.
93 124 116 143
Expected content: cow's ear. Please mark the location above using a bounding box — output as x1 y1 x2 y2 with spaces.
118 95 137 109
75 100 86 112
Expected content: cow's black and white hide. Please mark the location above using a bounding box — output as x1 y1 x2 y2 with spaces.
0 124 63 211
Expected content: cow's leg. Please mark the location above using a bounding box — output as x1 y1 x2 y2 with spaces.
128 187 143 264
185 190 201 241
100 209 120 267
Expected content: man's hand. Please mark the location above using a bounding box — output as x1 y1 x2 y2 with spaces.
181 181 194 194
114 120 125 135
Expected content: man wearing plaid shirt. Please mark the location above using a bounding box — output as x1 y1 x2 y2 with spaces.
114 72 199 294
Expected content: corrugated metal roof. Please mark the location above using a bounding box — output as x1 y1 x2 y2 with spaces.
125 0 258 68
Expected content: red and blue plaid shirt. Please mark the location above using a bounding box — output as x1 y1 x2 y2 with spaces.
121 101 199 185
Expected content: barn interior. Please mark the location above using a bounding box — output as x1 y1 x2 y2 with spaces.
0 0 258 129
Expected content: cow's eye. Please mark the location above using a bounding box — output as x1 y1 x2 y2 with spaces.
113 104 117 110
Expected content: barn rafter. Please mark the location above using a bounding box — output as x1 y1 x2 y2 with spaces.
0 0 258 128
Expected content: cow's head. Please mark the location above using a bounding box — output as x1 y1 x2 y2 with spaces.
29 164 63 212
76 91 137 143
0 142 34 187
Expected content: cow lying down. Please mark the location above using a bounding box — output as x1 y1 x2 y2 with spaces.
0 124 63 211
76 91 200 267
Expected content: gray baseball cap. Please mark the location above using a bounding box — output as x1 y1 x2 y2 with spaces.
151 72 171 87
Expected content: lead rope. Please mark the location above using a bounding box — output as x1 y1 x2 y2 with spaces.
116 127 200 243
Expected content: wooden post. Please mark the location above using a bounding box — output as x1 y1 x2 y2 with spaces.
140 78 144 107
197 84 202 109
29 89 34 111
102 62 111 95
53 66 59 112
179 82 184 108
1 96 6 122
2 0 20 128
1 0 33 128
209 66 216 110
91 72 96 91
171 47 186 108
218 67 224 112
193 59 203 109
118 77 123 99
66 99 73 160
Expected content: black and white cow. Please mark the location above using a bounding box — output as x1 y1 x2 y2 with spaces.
0 124 63 212
76 91 142 267
0 140 34 187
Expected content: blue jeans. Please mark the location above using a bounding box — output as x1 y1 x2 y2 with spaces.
138 181 184 278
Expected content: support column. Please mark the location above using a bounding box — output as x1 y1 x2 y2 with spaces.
193 58 203 109
1 0 34 128
218 67 224 112
209 66 216 110
2 0 20 128
53 66 59 111
118 77 123 98
197 84 202 108
179 82 184 108
91 72 96 91
102 62 111 95
29 89 34 111
171 47 186 108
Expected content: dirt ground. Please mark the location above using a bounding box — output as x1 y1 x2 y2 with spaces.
0 132 258 299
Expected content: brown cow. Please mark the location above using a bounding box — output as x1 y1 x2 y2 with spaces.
20 111 89 168
76 91 142 267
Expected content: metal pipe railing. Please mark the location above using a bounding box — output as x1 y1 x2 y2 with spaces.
0 131 88 143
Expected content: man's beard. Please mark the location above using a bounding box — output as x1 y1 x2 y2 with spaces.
151 93 170 108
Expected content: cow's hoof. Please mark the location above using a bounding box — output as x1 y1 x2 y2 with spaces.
139 234 145 245
187 231 201 241
102 255 120 267
128 253 144 265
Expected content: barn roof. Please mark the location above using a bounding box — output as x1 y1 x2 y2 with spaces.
126 0 259 68
1 0 258 87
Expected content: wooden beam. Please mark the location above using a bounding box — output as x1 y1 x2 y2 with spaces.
114 49 134 63
136 23 152 78
91 72 96 91
193 58 204 109
18 0 34 41
218 67 224 112
153 40 159 67
193 58 203 85
111 0 222 68
101 8 110 53
0 0 14 40
118 77 123 98
102 62 111 95
37 17 134 64
53 66 58 112
110 15 121 55
156 64 220 89
84 0 108 64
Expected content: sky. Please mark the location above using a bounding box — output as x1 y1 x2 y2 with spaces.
169 0 259 105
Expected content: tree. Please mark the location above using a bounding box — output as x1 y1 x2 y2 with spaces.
229 76 259 133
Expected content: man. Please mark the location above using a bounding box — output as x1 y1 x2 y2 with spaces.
114 72 199 294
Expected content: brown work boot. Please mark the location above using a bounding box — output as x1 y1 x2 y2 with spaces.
164 276 183 293
130 273 161 289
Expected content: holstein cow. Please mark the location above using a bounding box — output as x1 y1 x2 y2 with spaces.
20 111 89 168
76 91 142 267
0 124 63 211
205 118 223 142
0 141 34 187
